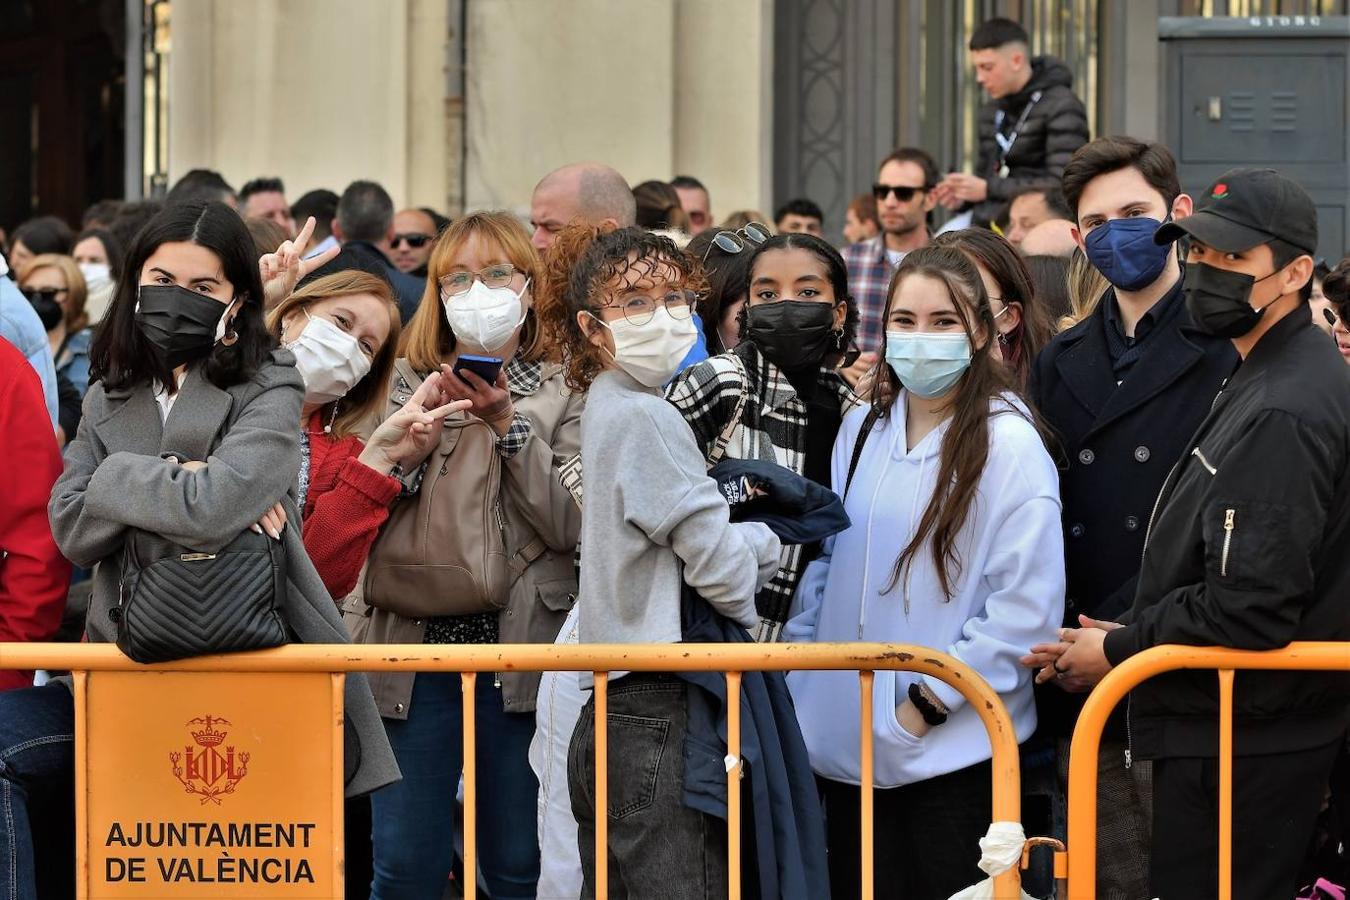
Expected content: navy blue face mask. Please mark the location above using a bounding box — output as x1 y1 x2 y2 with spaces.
1083 215 1174 292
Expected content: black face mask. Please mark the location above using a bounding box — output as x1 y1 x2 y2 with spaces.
134 284 232 369
23 289 64 331
1183 261 1282 339
744 300 841 371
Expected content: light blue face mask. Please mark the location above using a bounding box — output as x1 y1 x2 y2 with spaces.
884 331 973 399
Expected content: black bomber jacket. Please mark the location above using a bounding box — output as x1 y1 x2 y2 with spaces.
1104 306 1350 759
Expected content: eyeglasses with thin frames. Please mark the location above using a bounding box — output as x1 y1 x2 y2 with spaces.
439 263 521 296
594 289 699 327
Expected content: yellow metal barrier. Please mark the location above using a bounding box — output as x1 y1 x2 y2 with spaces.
0 642 1030 900
1064 641 1350 900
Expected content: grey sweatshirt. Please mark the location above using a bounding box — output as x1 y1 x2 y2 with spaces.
578 369 780 644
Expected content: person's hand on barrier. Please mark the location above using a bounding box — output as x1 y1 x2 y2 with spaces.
249 501 287 540
259 216 340 308
360 372 472 473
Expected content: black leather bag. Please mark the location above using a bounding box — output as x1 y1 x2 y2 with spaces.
113 528 289 663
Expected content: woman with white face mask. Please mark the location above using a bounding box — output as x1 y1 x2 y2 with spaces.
73 227 123 325
263 268 468 603
533 226 781 899
783 244 1064 899
346 211 583 900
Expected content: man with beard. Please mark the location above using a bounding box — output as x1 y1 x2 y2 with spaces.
840 146 938 387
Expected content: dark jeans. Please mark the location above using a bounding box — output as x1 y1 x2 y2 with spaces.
370 672 539 900
0 684 76 900
568 674 727 900
819 759 992 900
1151 739 1341 900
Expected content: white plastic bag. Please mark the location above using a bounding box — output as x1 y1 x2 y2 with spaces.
946 821 1038 900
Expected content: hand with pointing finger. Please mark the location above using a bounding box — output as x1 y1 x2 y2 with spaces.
358 372 471 473
260 216 341 309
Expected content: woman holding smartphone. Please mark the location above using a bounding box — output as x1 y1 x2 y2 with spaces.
347 211 583 899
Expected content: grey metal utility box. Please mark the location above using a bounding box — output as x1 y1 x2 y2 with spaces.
1160 15 1350 262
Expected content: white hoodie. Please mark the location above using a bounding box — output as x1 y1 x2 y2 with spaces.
784 393 1064 788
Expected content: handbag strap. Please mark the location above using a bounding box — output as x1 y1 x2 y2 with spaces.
706 353 751 469
844 408 882 499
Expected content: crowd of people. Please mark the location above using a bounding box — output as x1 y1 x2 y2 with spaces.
1 15 1349 900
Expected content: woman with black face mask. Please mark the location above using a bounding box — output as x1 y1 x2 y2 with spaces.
0 202 398 900
667 232 859 641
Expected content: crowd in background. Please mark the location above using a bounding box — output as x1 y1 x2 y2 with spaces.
2 14 1350 900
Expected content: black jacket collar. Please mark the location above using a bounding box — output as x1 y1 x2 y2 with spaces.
1227 303 1313 390
1053 279 1213 440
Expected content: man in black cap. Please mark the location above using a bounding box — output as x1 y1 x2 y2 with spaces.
1046 167 1350 899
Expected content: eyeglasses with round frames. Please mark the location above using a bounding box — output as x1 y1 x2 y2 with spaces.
595 289 699 327
703 222 771 262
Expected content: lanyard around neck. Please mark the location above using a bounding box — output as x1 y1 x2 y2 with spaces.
992 90 1044 163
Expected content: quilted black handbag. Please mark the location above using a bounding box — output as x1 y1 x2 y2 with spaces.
112 528 289 663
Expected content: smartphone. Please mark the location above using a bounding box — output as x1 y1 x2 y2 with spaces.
453 354 503 385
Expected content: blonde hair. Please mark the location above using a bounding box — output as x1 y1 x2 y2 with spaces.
265 270 401 439
1058 251 1111 332
20 254 88 332
399 211 544 373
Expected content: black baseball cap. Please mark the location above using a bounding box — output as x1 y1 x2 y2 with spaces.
1154 167 1318 256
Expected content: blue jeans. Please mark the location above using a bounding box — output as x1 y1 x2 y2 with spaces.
370 673 540 899
0 684 76 900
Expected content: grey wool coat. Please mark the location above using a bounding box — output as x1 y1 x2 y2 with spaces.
48 350 400 797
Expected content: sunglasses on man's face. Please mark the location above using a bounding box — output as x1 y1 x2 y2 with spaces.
872 184 928 203
392 233 433 249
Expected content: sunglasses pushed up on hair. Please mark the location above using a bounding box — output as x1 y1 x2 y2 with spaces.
703 222 771 262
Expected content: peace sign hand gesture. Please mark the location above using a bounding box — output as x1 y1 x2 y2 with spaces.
259 216 341 308
357 372 472 474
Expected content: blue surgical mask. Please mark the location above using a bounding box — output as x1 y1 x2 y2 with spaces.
1083 216 1174 292
884 331 972 399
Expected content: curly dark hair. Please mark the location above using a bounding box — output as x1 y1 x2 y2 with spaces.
536 226 707 392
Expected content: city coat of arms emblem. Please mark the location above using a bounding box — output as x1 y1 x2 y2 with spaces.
169 715 250 805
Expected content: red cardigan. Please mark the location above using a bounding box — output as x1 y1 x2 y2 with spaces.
301 413 401 600
0 339 71 690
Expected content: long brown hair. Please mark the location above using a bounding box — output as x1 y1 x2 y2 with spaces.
400 211 544 373
265 270 400 439
933 228 1052 388
872 244 1039 602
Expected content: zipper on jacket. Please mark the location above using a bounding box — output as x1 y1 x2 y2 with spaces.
1191 447 1217 475
1124 695 1134 769
1140 456 1181 567
1221 508 1236 577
